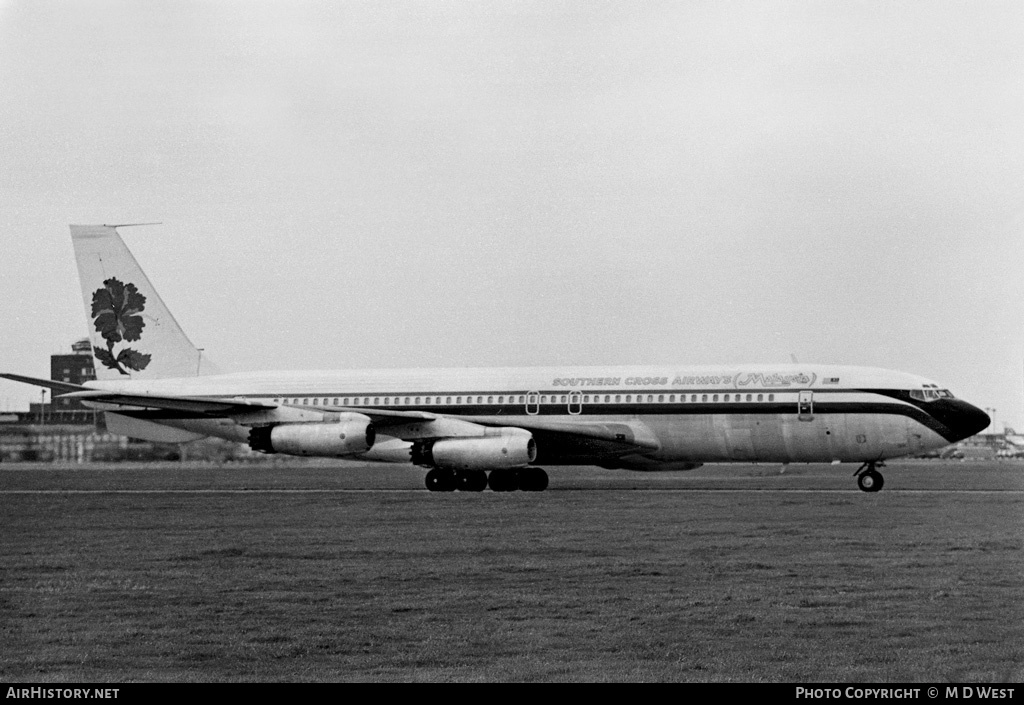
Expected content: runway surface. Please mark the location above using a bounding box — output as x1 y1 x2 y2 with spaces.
2 487 1023 494
2 460 1021 681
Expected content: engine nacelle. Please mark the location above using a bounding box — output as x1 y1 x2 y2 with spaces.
248 415 375 457
415 432 537 471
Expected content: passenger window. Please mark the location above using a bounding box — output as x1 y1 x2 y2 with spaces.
691 395 697 402
658 395 664 402
488 396 494 404
746 394 751 402
456 396 462 404
477 396 483 404
702 395 708 402
334 398 339 405
757 394 763 402
769 394 775 402
713 395 719 402
626 395 632 402
415 397 421 404
615 395 621 402
446 397 452 404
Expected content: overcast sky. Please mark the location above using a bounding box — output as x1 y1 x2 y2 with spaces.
1 1 1021 430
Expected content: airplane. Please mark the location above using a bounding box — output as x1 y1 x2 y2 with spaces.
1 224 990 493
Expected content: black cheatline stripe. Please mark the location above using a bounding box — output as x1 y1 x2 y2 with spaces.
855 389 963 442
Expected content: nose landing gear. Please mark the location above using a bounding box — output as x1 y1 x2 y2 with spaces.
854 462 885 493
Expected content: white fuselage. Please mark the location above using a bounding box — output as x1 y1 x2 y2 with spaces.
89 363 966 468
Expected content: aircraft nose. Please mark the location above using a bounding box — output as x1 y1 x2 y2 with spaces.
943 400 990 442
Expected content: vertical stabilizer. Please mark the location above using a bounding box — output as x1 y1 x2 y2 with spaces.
70 224 207 380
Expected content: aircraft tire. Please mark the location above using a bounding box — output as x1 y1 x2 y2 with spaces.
857 470 884 493
425 468 457 492
488 468 520 492
457 469 487 492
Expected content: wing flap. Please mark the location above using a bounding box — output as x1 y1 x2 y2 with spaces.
374 413 660 454
330 407 438 424
451 416 661 451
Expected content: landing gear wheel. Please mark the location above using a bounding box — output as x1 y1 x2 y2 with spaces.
488 468 520 492
519 467 549 492
856 468 884 493
456 469 488 492
425 468 457 492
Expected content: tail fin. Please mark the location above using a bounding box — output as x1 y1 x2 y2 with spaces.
70 224 213 380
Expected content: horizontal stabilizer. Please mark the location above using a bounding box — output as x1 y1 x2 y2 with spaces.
0 373 89 394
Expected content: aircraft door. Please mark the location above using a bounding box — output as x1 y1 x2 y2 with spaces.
526 391 539 416
798 390 813 421
568 391 582 415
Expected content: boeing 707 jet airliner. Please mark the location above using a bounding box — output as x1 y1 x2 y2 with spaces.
1 225 990 492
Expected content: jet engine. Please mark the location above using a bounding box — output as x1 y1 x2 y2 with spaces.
248 414 375 457
412 432 537 471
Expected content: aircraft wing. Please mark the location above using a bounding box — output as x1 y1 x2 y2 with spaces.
4 370 655 455
57 390 279 416
52 387 437 423
370 413 661 456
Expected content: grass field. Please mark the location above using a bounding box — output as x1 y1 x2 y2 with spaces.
1 460 1022 682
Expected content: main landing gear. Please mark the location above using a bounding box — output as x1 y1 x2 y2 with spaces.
424 467 549 492
854 461 885 493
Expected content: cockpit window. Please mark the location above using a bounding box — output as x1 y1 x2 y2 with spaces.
910 389 954 402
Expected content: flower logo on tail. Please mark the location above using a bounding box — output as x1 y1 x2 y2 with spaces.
91 277 152 375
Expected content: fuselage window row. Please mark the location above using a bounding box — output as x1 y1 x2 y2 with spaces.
273 393 782 406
